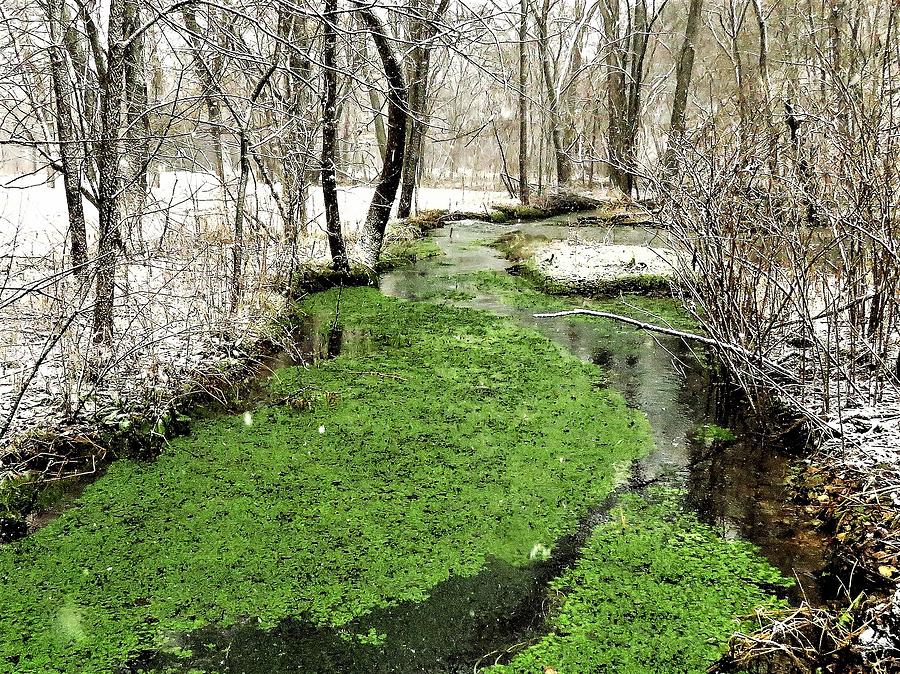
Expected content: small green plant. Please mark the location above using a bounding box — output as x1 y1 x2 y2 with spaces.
694 423 737 447
0 288 652 672
0 473 38 518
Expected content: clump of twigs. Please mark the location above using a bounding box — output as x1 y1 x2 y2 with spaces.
656 15 900 669
720 590 900 674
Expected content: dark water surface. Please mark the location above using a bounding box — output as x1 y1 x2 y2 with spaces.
136 217 828 674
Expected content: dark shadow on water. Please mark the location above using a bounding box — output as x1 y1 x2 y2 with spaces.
126 498 614 674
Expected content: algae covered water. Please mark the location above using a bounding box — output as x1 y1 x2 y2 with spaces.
0 218 824 673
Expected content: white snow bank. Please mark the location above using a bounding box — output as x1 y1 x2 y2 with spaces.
0 172 507 258
533 240 679 286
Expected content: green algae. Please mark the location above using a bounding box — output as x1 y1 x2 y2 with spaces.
488 489 790 674
0 288 652 673
694 423 738 447
455 270 695 331
375 237 443 271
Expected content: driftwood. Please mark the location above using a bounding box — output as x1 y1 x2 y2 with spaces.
532 309 799 382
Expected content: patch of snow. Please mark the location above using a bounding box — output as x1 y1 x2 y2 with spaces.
533 240 679 286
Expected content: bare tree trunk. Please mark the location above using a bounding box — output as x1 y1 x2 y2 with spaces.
180 7 226 183
356 4 408 267
46 0 87 274
602 0 628 192
750 0 778 179
666 0 703 160
397 0 449 218
93 0 127 344
279 8 313 244
322 0 349 274
622 0 650 195
785 98 820 226
367 84 388 162
727 0 750 146
751 0 771 110
232 132 249 308
535 0 570 186
518 0 530 204
123 0 149 246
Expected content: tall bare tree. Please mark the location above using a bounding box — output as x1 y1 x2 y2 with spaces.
518 0 530 204
92 0 128 344
356 3 408 267
322 0 350 274
396 0 450 218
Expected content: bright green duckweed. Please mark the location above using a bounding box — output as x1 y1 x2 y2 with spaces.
489 490 789 674
456 270 696 331
0 288 652 673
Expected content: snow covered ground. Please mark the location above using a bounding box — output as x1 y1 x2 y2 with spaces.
0 171 507 459
0 172 507 258
532 240 679 287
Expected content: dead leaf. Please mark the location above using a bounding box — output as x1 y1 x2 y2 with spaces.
878 565 896 579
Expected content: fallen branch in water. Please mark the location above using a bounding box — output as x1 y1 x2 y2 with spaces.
532 309 798 383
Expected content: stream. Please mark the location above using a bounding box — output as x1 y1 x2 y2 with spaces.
137 216 828 673
381 217 827 600
0 216 832 674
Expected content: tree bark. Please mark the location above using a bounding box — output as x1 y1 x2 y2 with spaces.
283 10 313 243
666 0 703 160
232 131 249 308
397 0 449 218
180 7 226 183
92 0 127 344
535 0 570 186
356 4 408 267
602 0 628 192
367 84 388 162
322 0 349 274
46 0 88 275
123 0 150 245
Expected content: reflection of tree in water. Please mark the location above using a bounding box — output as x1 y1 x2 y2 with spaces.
683 378 828 602
327 325 344 358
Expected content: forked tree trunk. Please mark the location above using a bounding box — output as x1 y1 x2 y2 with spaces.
356 4 408 267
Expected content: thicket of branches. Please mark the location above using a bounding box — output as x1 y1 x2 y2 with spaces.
660 0 900 427
1 0 899 460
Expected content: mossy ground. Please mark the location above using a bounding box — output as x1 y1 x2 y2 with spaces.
488 490 789 674
0 288 653 673
376 237 444 271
